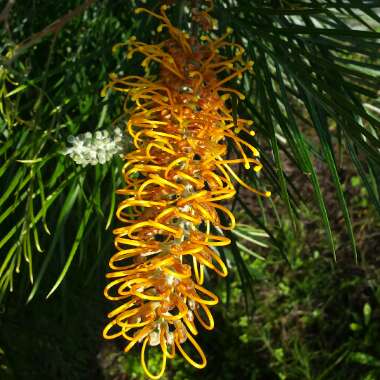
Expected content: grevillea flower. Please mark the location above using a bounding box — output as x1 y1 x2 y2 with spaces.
102 4 270 379
64 128 124 166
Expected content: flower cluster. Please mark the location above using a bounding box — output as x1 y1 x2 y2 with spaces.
63 128 124 166
102 4 269 379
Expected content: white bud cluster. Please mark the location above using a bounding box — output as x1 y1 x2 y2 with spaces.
63 127 124 166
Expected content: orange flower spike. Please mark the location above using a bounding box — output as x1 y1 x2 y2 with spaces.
103 2 270 379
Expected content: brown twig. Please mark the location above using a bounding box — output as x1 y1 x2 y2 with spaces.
0 0 16 32
0 0 16 23
9 0 95 62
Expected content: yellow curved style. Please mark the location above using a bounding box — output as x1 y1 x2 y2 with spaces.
102 3 270 379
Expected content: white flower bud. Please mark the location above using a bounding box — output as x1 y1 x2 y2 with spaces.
63 127 125 166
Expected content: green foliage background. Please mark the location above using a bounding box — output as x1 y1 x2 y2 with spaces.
0 0 380 379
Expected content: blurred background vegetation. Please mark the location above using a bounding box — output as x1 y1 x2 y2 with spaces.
0 0 380 379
